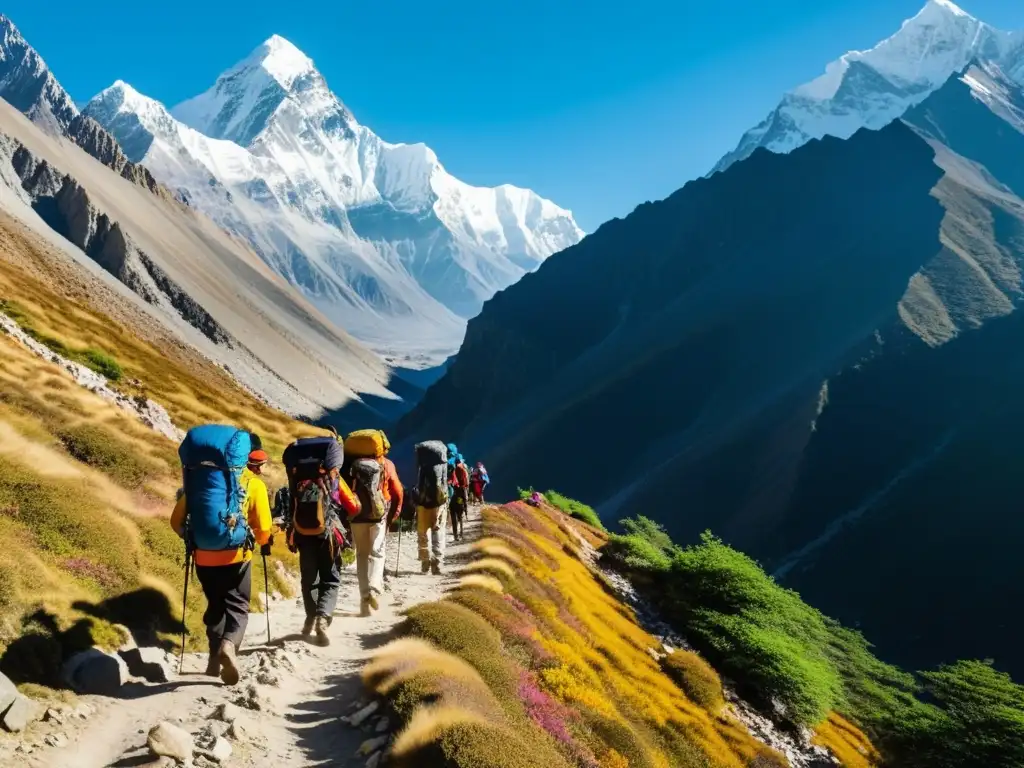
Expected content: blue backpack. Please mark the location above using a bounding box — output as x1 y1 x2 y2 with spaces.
179 425 252 551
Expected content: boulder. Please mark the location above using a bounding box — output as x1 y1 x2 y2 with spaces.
349 701 379 728
119 646 175 684
62 648 129 695
0 673 17 716
147 721 194 762
209 737 232 763
366 751 383 768
1 694 41 733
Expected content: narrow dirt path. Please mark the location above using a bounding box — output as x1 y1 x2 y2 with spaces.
2 512 483 768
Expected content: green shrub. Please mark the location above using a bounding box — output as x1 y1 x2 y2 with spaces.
603 517 678 572
543 490 605 531
78 349 123 381
57 424 158 489
662 650 725 713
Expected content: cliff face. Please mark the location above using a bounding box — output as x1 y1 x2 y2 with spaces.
399 71 1024 675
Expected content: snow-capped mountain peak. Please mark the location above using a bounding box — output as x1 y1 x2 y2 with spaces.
250 34 316 89
714 0 1024 173
86 33 583 361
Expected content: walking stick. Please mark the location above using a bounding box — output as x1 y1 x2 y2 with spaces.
263 553 272 644
394 519 403 578
178 546 191 675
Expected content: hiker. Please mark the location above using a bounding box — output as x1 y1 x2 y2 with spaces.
527 490 544 508
283 432 359 646
173 428 273 686
470 461 489 506
449 453 470 541
415 441 449 574
344 430 403 617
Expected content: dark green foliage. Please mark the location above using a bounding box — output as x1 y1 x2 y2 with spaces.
603 516 677 571
543 490 605 531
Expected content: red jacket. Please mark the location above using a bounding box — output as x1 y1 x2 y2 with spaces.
382 458 404 523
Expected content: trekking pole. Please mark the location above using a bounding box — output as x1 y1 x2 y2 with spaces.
394 521 403 578
263 553 272 645
178 545 191 675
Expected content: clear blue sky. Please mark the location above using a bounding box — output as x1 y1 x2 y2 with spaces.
6 0 1023 231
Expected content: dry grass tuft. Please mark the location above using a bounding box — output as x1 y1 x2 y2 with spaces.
391 705 489 761
662 650 726 713
812 714 880 768
459 558 516 581
455 574 505 594
470 538 523 566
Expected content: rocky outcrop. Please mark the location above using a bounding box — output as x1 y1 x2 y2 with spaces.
6 137 232 345
65 115 174 202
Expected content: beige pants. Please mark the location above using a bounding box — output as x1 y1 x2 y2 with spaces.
416 505 447 565
351 520 387 602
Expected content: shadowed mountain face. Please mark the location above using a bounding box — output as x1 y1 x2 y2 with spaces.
399 70 1024 676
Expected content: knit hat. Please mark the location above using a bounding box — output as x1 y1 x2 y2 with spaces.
248 449 269 466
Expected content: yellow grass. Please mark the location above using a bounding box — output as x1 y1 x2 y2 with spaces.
812 714 880 768
454 574 505 594
391 705 489 759
459 558 516 580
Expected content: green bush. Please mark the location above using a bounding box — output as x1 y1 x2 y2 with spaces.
603 516 678 571
57 424 158 489
662 650 725 712
543 490 606 531
78 349 123 382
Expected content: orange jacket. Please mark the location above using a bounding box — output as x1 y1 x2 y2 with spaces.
382 457 404 523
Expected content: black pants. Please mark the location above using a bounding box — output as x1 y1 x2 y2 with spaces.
196 560 252 651
450 496 466 539
297 534 341 619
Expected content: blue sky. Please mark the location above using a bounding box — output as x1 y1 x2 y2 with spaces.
7 0 1024 231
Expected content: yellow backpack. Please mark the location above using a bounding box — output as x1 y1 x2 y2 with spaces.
344 429 390 459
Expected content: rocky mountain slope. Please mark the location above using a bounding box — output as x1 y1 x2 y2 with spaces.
0 92 397 417
398 67 1024 676
79 36 582 358
713 0 1024 173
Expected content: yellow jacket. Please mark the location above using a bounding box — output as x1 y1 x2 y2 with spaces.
171 468 273 566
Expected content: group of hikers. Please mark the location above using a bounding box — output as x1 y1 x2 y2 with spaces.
170 424 489 687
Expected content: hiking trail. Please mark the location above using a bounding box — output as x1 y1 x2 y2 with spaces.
0 515 483 768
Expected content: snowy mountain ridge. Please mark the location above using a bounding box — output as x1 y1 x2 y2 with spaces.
83 36 583 360
714 0 1024 173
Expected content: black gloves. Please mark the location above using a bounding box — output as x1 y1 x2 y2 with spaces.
260 535 274 557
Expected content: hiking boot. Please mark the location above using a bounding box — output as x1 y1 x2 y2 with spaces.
204 652 221 678
314 616 330 647
301 616 315 638
218 640 240 686
359 599 373 618
367 592 380 611
420 561 430 573
431 561 442 576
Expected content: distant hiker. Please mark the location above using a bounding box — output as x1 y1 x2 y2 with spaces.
344 430 403 617
283 432 359 647
415 441 449 574
173 427 274 686
449 453 470 541
470 461 489 506
527 490 544 508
